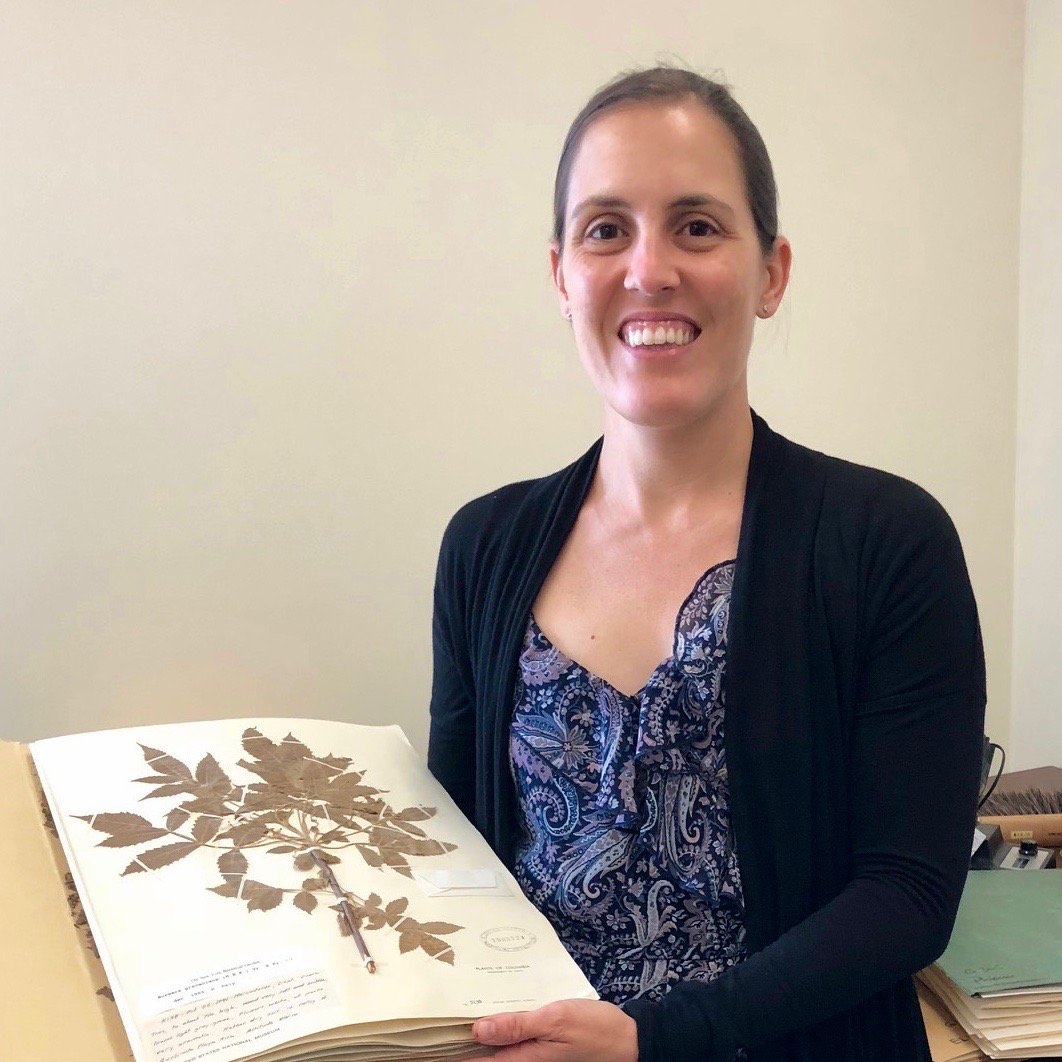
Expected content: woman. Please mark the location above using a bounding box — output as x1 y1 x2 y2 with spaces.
428 67 985 1062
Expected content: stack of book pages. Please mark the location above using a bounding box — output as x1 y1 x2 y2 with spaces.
2 719 597 1062
918 871 1062 1059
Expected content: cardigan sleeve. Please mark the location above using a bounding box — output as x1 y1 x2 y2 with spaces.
426 507 479 823
626 487 986 1061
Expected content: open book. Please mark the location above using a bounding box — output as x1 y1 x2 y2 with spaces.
4 719 596 1062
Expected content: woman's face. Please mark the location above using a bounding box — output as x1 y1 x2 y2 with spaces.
551 98 790 431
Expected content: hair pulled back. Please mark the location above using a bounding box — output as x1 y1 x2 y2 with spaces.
552 67 779 255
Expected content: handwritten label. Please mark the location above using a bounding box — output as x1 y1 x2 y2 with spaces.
145 969 334 1062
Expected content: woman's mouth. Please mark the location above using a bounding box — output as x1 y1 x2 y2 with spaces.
619 319 700 349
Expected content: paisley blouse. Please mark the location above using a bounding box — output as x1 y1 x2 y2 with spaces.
509 560 746 1005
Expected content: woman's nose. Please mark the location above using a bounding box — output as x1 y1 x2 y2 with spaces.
623 231 680 295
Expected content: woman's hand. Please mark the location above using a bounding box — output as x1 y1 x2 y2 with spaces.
473 998 638 1061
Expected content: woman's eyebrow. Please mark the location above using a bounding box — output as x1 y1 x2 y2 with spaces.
670 194 736 220
569 193 736 220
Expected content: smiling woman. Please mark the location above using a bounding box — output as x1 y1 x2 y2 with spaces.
550 98 789 435
427 67 985 1062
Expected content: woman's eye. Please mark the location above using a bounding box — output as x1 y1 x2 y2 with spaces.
587 222 622 241
684 219 718 238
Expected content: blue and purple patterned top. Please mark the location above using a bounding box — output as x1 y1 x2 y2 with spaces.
510 560 746 1005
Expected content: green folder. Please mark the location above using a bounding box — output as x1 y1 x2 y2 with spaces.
935 871 1062 995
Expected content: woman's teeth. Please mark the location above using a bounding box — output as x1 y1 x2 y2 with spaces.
623 323 695 347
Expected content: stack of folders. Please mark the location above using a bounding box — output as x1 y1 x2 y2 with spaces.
917 982 988 1062
918 871 1062 1059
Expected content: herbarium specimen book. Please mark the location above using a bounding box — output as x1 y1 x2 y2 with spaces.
2 719 595 1062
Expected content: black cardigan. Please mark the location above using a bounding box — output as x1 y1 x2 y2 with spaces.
427 413 985 1062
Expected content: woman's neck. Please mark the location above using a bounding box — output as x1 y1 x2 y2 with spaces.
593 402 754 531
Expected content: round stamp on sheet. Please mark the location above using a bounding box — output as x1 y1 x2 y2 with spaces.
480 926 536 952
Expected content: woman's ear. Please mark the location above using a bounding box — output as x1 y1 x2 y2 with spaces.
759 236 792 317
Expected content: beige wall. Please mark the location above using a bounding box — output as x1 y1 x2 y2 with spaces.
1 0 1023 751
1011 0 1062 769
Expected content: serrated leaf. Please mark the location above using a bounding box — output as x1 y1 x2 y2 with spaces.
81 813 170 848
209 879 240 899
216 819 269 845
218 849 248 876
140 783 193 801
243 880 283 913
293 891 317 914
395 805 434 822
139 745 193 779
302 876 326 891
316 850 340 865
355 844 383 868
369 825 455 859
415 921 462 935
384 897 409 920
136 841 200 870
121 860 147 876
363 910 387 931
180 795 234 817
192 817 219 843
418 935 456 964
366 893 383 908
165 808 191 832
194 753 231 788
293 852 315 872
398 932 418 954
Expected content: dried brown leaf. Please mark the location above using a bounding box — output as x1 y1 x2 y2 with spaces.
209 879 241 899
268 845 295 854
415 921 462 935
192 817 219 843
139 745 193 780
216 819 269 845
384 897 409 921
140 783 193 801
76 813 170 848
293 852 315 872
136 841 201 870
243 879 283 913
417 934 456 964
218 849 248 876
368 824 455 860
293 891 317 914
194 753 231 788
395 805 435 822
165 808 191 832
355 844 384 869
181 795 234 817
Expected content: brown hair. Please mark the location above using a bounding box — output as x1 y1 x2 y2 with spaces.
552 67 779 254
